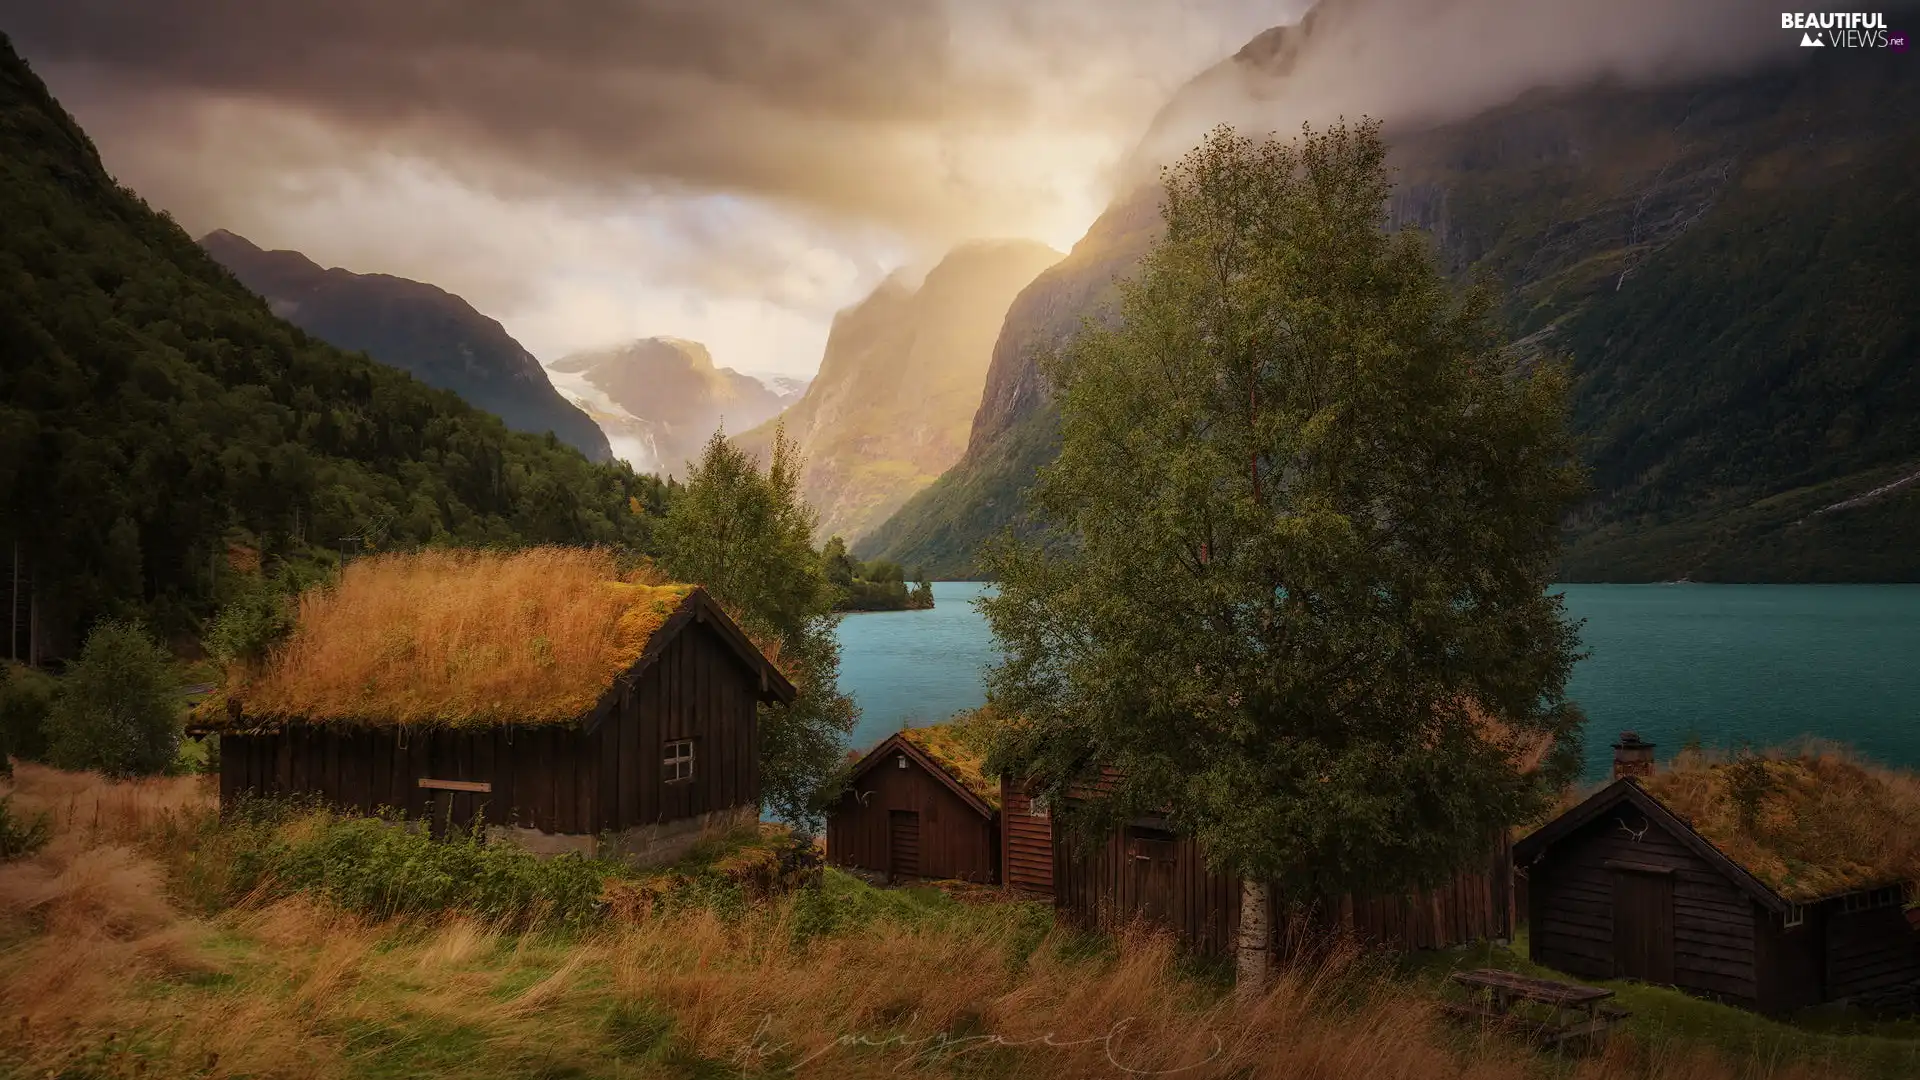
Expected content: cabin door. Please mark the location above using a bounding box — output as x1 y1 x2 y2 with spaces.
889 810 921 880
1127 831 1180 924
1611 870 1675 983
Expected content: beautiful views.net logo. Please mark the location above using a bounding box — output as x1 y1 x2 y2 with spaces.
1781 12 1908 49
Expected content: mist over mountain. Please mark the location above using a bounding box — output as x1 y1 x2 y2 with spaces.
860 16 1920 582
547 337 787 477
200 230 611 460
736 239 1061 544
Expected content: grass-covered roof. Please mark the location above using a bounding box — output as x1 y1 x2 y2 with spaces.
898 711 1001 809
214 548 698 730
1641 746 1920 904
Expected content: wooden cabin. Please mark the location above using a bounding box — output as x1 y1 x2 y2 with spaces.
1516 735 1920 1013
1041 717 1548 955
197 549 795 863
825 727 1000 884
1051 808 1515 955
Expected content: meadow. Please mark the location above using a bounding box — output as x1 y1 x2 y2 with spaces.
1 763 1914 1080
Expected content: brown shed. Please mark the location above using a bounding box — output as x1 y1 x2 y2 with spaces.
1044 731 1533 956
1516 741 1920 1013
825 728 1000 884
197 549 794 863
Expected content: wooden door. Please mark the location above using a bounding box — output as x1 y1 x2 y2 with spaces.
1611 870 1676 983
889 810 921 880
1128 833 1180 923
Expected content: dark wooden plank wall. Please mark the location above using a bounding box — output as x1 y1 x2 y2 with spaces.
1825 904 1920 999
1752 903 1826 1012
1528 811 1760 1004
219 619 764 835
220 722 600 832
600 620 761 831
1336 831 1513 949
825 752 998 883
1000 777 1055 895
1053 825 1243 955
1051 825 1508 956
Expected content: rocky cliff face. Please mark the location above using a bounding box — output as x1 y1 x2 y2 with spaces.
738 240 1061 543
861 47 1920 581
200 230 611 461
547 337 786 477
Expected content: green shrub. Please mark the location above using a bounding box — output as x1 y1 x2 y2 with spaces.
226 810 628 928
0 796 50 860
0 661 59 767
205 570 302 667
45 619 182 778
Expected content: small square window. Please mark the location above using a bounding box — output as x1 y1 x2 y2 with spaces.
663 739 695 783
1784 904 1806 928
1030 794 1050 819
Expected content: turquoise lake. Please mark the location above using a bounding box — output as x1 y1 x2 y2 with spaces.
835 581 1920 780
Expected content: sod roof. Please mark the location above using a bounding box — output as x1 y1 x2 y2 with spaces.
1640 746 1920 904
899 720 1000 810
206 547 767 730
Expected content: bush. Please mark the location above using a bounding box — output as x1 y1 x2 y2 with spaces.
0 661 58 768
0 796 50 860
45 618 182 778
225 809 628 928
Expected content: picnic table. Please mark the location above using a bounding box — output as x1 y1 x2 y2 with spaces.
1443 969 1629 1052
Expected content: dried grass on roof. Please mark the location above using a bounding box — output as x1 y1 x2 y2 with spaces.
1642 743 1920 903
228 548 692 729
899 710 1002 808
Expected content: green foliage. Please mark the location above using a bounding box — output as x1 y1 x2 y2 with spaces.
204 556 335 667
823 535 933 611
0 37 670 646
46 618 182 777
0 660 58 766
983 122 1586 900
658 426 857 830
0 795 50 859
866 62 1920 584
223 806 624 928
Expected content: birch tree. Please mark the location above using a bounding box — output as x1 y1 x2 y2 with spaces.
981 121 1585 991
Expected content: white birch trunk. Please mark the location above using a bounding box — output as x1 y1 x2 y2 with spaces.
1235 877 1272 998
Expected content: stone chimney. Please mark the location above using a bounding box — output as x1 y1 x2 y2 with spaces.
1611 732 1655 780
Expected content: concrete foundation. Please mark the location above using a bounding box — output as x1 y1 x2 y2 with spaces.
486 803 759 868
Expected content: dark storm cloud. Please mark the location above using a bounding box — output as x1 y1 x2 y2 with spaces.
1 0 1038 225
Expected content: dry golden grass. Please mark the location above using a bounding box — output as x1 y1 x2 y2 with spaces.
1643 743 1920 902
221 547 694 729
0 761 1901 1080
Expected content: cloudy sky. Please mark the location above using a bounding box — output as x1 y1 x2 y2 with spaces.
3 0 1302 377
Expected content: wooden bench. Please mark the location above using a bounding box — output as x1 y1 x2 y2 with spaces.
1444 969 1630 1053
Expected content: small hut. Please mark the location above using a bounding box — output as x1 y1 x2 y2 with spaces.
197 549 794 863
1045 711 1550 954
825 725 1000 884
1516 736 1920 1012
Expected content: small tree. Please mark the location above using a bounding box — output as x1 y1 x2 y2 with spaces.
981 121 1585 991
659 425 858 829
47 618 182 778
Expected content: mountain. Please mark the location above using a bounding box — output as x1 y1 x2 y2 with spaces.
547 337 787 477
735 240 1062 544
0 33 665 652
748 372 812 403
198 230 611 461
859 41 1920 582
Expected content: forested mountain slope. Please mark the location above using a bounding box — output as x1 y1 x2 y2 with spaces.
860 50 1920 582
200 230 611 461
0 34 666 650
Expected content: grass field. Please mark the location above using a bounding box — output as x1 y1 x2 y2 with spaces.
2 762 1914 1080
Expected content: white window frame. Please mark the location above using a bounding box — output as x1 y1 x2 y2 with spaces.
1030 793 1050 819
1784 903 1807 928
663 738 695 783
